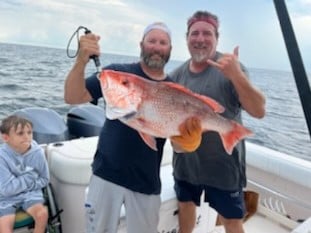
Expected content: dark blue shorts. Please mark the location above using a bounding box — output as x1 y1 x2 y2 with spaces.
174 178 245 219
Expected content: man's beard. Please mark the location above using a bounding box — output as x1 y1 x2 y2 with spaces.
189 41 214 63
141 49 170 69
191 50 209 63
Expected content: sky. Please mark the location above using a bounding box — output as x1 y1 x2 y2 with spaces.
0 0 311 72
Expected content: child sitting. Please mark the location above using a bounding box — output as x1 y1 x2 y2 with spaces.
0 115 49 233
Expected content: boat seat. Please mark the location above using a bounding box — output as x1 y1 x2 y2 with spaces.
14 210 34 229
13 183 63 233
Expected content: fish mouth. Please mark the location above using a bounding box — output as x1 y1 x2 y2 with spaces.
99 71 109 89
121 111 137 120
106 105 137 120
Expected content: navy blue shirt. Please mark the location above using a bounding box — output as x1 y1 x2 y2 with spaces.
86 63 167 194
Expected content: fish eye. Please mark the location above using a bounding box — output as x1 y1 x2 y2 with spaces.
121 79 129 86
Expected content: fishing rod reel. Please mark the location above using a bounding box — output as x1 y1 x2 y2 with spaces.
66 26 101 74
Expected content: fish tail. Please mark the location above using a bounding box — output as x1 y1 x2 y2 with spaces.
220 121 253 155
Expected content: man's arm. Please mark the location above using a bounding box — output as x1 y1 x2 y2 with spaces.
228 71 266 119
64 33 101 104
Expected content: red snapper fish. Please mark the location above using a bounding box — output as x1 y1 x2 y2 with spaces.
99 69 253 155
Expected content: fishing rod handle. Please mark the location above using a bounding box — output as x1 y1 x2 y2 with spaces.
84 28 101 73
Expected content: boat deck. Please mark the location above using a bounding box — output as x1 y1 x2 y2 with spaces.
211 204 302 233
212 215 291 233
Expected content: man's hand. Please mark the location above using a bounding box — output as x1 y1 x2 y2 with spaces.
207 46 243 80
170 117 202 152
78 33 101 65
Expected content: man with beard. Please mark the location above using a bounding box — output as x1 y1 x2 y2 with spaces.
64 22 201 233
170 11 266 233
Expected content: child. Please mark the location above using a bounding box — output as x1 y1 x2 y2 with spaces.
0 115 50 233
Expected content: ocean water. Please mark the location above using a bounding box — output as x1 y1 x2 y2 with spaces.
0 42 310 161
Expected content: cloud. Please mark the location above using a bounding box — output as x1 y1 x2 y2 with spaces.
0 0 310 71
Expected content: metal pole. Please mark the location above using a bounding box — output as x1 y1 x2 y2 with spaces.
273 0 311 139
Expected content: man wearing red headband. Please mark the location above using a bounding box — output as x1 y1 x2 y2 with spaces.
170 11 266 233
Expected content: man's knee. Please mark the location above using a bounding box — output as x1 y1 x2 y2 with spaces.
219 215 244 233
178 201 197 221
178 201 195 209
177 201 197 233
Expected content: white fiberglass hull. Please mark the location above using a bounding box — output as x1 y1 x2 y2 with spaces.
45 137 311 233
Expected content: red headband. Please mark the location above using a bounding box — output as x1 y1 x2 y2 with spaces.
187 16 219 30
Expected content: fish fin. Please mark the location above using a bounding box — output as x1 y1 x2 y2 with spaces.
194 94 225 113
219 121 253 155
164 82 225 113
139 132 158 151
106 105 137 120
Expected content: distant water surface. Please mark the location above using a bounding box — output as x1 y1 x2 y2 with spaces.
0 42 310 161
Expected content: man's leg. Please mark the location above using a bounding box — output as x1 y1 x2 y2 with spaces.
178 201 196 233
125 191 161 233
218 215 244 233
85 175 124 233
205 186 245 233
174 178 202 233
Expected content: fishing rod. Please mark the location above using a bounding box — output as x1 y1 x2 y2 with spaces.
66 26 101 74
273 0 311 140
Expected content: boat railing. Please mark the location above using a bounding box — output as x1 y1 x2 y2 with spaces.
246 142 311 224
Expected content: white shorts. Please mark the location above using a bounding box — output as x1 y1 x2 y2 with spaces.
85 175 161 233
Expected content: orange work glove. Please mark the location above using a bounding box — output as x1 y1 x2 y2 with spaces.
170 117 202 152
